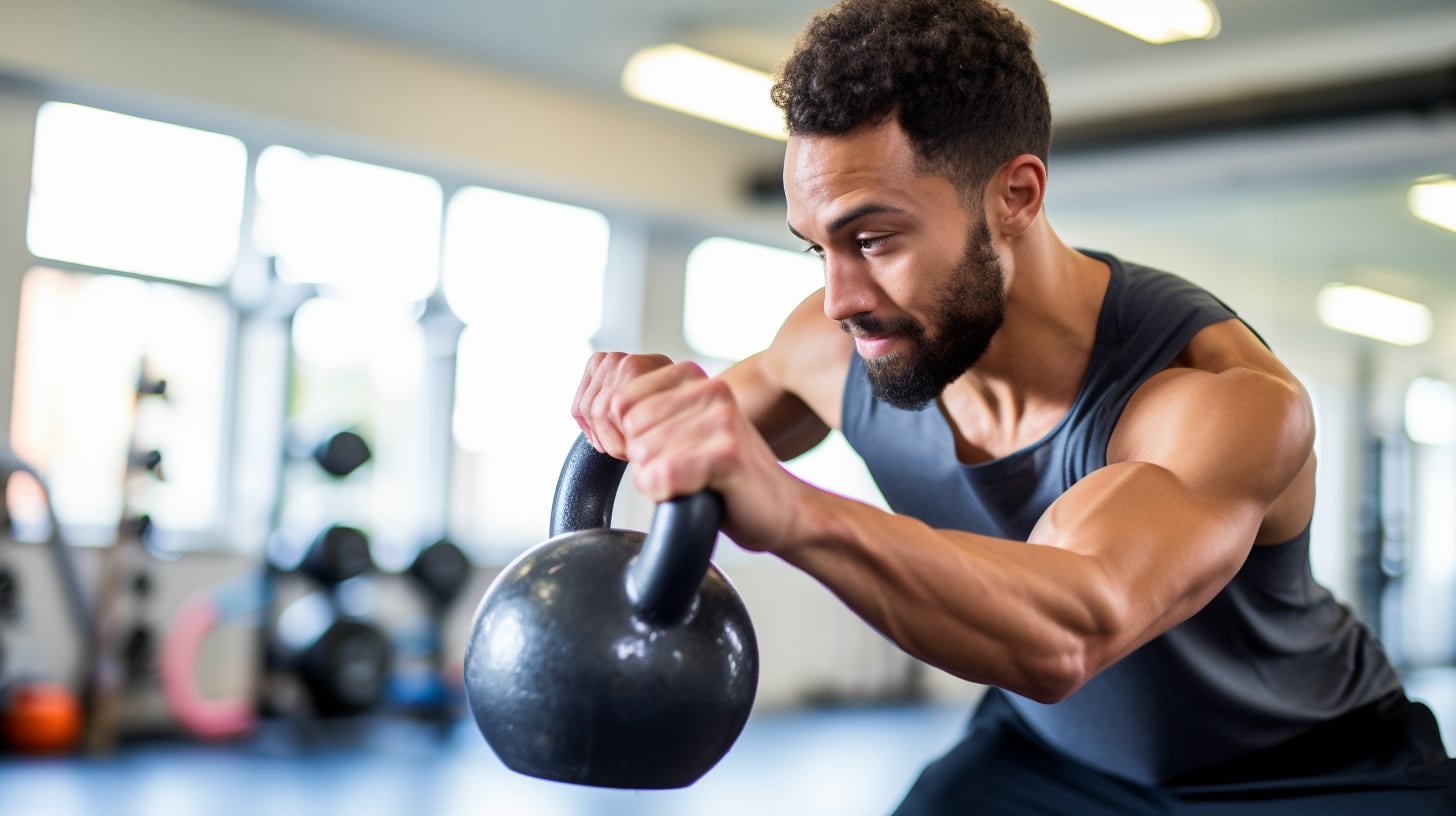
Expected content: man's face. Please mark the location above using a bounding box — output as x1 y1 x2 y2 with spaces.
784 120 1007 410
848 216 1005 409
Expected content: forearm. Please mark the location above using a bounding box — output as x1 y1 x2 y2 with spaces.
771 484 1124 703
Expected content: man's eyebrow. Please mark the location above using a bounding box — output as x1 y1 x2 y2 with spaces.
786 203 906 243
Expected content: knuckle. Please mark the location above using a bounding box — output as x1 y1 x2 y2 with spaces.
699 376 731 399
626 354 668 376
606 390 633 424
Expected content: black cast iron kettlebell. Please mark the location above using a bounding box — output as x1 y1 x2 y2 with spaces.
464 433 759 789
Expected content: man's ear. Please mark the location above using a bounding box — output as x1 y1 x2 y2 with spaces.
990 154 1046 238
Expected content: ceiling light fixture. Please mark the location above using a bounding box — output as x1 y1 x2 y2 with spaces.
1315 283 1432 347
1408 174 1456 233
622 44 785 141
1047 0 1220 44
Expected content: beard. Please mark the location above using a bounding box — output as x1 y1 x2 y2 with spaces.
844 218 1007 411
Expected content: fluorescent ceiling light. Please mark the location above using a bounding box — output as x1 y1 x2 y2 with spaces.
1048 0 1220 44
1409 174 1456 233
1316 283 1432 347
622 44 785 141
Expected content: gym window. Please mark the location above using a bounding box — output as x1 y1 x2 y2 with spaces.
444 186 610 552
14 103 244 547
683 236 823 362
9 267 231 547
12 101 629 561
244 146 446 569
27 102 246 285
253 146 442 301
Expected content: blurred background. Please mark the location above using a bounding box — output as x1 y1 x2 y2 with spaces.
0 0 1454 813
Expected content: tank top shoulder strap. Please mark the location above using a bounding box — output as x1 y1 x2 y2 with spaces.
1060 251 1240 480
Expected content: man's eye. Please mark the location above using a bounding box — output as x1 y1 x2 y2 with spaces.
803 244 825 259
857 236 888 252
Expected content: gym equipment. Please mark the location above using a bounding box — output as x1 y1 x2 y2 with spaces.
464 434 758 789
80 366 168 754
256 522 394 720
253 419 384 724
395 538 470 725
406 538 470 610
159 580 259 741
299 524 373 587
0 680 82 755
303 429 372 479
271 592 392 719
0 455 91 651
0 452 91 755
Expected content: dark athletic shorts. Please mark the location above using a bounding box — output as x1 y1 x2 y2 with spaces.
892 688 1456 815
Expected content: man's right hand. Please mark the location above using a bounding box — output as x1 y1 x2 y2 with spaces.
571 351 675 458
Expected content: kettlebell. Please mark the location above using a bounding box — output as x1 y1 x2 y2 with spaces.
464 433 759 789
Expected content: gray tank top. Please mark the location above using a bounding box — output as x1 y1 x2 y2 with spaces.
840 251 1401 784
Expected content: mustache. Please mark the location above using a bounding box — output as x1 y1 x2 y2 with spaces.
840 314 922 339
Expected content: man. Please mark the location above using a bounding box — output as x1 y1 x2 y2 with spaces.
572 0 1456 811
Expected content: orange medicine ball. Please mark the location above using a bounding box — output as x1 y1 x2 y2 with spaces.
2 681 83 755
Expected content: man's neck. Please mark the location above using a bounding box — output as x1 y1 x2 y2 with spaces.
938 230 1110 463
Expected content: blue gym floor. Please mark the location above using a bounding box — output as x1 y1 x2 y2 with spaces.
3 669 1453 816
0 702 969 816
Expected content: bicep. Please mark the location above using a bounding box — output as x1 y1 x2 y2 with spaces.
1029 367 1315 663
1028 460 1263 663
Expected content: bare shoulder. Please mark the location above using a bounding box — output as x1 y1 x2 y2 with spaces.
1109 318 1315 503
716 289 851 459
753 288 854 427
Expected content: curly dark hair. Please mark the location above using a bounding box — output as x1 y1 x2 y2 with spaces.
771 0 1050 198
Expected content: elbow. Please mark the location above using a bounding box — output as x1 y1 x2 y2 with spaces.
1015 647 1092 704
1013 591 1127 704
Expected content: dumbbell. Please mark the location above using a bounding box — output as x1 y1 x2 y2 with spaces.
299 524 374 587
270 524 393 718
405 538 470 610
289 429 372 479
271 592 392 719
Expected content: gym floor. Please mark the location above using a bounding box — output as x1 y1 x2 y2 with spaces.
0 701 968 816
3 669 1453 816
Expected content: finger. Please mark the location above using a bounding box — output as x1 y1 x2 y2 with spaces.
571 351 612 450
592 354 675 456
626 377 736 501
617 363 713 443
581 353 676 459
613 360 710 422
585 353 633 456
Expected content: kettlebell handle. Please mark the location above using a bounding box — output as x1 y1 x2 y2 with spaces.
550 434 725 625
549 434 629 537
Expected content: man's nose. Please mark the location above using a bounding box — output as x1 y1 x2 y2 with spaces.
821 253 876 322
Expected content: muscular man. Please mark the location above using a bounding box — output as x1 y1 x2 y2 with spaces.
573 0 1456 811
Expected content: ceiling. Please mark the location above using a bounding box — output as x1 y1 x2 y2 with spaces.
211 0 1456 355
214 0 1456 126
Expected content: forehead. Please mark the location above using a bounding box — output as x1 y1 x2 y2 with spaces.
783 122 959 233
784 122 918 196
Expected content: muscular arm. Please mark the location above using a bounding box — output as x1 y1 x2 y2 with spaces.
600 294 1313 704
762 348 1314 703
